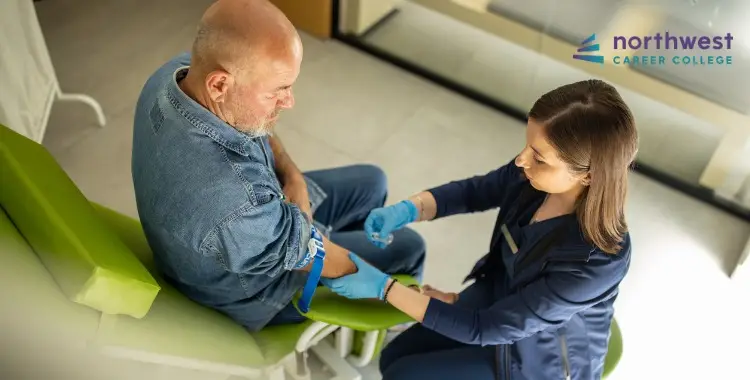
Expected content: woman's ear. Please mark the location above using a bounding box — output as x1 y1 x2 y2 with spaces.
580 172 591 187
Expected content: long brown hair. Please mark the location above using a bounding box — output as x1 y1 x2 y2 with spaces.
528 79 638 254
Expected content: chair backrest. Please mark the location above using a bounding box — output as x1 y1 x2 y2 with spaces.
0 124 160 318
89 202 269 370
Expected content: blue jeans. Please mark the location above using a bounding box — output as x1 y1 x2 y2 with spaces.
267 164 427 326
379 280 498 380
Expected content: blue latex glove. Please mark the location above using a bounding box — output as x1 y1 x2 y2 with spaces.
322 252 390 300
364 200 419 248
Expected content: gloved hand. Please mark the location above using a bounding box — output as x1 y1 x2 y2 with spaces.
322 252 391 300
364 200 419 248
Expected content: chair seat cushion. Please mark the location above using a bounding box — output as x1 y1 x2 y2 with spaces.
292 274 419 331
251 320 315 365
0 124 160 318
95 283 269 372
91 204 268 371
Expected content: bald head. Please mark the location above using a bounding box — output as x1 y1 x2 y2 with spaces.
179 0 302 136
191 0 302 78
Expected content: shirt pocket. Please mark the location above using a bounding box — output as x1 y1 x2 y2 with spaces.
251 181 285 206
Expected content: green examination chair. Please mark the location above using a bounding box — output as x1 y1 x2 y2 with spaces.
273 275 419 379
0 122 416 380
603 318 623 379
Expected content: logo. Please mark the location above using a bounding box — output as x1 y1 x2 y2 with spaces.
572 32 735 66
573 33 604 64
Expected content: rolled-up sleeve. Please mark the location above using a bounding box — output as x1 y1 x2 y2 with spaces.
203 199 312 277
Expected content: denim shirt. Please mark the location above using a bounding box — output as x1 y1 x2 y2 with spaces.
132 53 327 331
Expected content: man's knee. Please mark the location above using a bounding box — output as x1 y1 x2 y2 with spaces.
351 164 388 203
388 227 426 280
393 227 426 257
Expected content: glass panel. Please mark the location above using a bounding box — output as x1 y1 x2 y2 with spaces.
336 0 750 217
487 0 623 45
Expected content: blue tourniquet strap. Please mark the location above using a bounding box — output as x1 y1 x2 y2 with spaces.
297 225 326 313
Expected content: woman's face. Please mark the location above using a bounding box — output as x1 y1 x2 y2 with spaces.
515 119 587 195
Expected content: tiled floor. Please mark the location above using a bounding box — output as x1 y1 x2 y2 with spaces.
32 0 750 379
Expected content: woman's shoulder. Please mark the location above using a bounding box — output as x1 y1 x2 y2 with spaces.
545 227 631 293
556 222 632 264
593 231 632 261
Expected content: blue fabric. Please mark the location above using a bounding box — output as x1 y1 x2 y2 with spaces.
364 200 419 248
132 53 425 331
296 226 326 313
387 158 631 380
321 252 391 300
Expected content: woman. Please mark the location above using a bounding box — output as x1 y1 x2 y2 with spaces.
323 79 639 380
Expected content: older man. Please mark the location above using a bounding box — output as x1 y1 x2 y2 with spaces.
131 0 425 331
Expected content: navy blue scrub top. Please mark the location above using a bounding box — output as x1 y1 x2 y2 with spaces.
497 196 573 283
417 157 627 346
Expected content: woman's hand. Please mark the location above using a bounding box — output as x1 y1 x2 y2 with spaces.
322 252 391 300
364 200 419 248
422 285 459 304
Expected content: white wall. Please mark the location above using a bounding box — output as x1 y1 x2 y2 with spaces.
340 0 398 35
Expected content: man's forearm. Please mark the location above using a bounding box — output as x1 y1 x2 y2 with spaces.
268 134 303 184
268 136 352 278
322 238 358 278
298 235 357 278
269 134 311 215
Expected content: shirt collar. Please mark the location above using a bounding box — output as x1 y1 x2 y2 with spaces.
165 66 256 156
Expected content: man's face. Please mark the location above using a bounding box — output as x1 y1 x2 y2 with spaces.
201 37 303 137
227 53 300 136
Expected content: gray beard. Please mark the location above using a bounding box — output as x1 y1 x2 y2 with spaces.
241 128 270 139
235 122 272 138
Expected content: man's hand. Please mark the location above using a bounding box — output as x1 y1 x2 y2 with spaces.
421 285 459 304
283 176 312 217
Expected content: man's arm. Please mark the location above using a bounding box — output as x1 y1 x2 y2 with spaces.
268 134 312 216
268 134 303 184
297 235 357 278
203 186 355 279
267 135 354 278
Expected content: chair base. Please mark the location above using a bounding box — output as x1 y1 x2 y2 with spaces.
282 339 362 380
282 322 386 380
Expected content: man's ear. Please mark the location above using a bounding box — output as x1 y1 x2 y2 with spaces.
205 70 234 103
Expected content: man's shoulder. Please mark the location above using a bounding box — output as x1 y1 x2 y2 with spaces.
136 53 191 105
148 52 191 85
